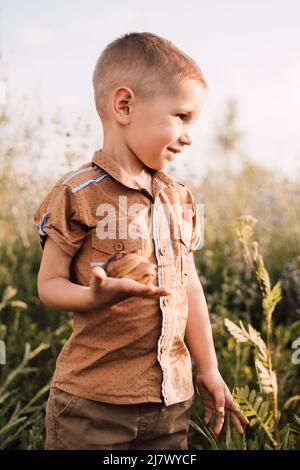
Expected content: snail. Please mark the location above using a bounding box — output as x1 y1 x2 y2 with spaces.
103 252 157 285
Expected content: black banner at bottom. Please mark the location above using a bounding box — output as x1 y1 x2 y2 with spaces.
1 450 299 466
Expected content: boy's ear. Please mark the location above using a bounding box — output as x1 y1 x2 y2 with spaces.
112 86 136 125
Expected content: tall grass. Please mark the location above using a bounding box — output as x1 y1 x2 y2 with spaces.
1 101 299 449
189 216 300 450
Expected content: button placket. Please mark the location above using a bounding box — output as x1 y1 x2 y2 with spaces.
151 198 170 407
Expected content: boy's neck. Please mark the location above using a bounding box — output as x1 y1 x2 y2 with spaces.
134 171 153 197
101 143 153 192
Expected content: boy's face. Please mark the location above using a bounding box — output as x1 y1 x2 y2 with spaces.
126 79 206 171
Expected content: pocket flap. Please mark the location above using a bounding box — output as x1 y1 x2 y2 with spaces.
92 230 143 255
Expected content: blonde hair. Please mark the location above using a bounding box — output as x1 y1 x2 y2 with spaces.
92 32 207 122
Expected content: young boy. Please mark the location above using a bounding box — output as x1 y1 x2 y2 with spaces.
33 32 248 450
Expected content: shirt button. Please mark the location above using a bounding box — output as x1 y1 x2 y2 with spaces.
159 247 167 256
114 241 124 251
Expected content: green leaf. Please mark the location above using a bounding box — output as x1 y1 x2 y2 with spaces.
233 386 275 446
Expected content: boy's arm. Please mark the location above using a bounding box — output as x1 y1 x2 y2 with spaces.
38 237 171 312
185 254 218 372
38 237 93 311
185 253 249 435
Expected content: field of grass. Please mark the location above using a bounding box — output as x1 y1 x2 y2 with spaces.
0 104 299 449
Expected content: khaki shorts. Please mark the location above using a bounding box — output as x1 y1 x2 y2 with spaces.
45 387 194 450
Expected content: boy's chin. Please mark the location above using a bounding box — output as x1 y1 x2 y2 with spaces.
148 159 168 172
141 155 168 172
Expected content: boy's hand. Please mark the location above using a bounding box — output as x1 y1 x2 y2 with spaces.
196 370 249 436
88 266 172 310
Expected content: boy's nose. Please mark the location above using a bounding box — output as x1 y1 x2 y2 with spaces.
179 132 192 146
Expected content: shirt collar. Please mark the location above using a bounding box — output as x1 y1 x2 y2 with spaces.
92 149 175 199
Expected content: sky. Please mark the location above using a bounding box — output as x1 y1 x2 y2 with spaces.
1 0 300 179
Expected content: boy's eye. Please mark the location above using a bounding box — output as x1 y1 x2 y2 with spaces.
176 114 187 121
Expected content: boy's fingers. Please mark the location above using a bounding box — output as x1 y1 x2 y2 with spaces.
120 278 172 296
204 408 213 425
230 411 245 434
137 287 171 298
214 390 225 416
212 390 225 435
225 391 249 425
134 282 172 295
151 286 172 295
91 268 172 298
91 266 107 286
213 411 225 435
233 409 249 426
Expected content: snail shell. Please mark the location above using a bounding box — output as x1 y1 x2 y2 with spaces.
103 252 157 285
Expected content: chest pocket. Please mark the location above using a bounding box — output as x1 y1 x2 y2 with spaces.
90 229 143 268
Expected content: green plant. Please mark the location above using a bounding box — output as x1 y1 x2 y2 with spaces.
0 342 50 449
190 215 300 450
224 216 292 449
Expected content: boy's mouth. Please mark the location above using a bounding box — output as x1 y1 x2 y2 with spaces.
167 147 181 155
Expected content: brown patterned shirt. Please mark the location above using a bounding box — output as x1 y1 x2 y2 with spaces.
33 149 202 406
